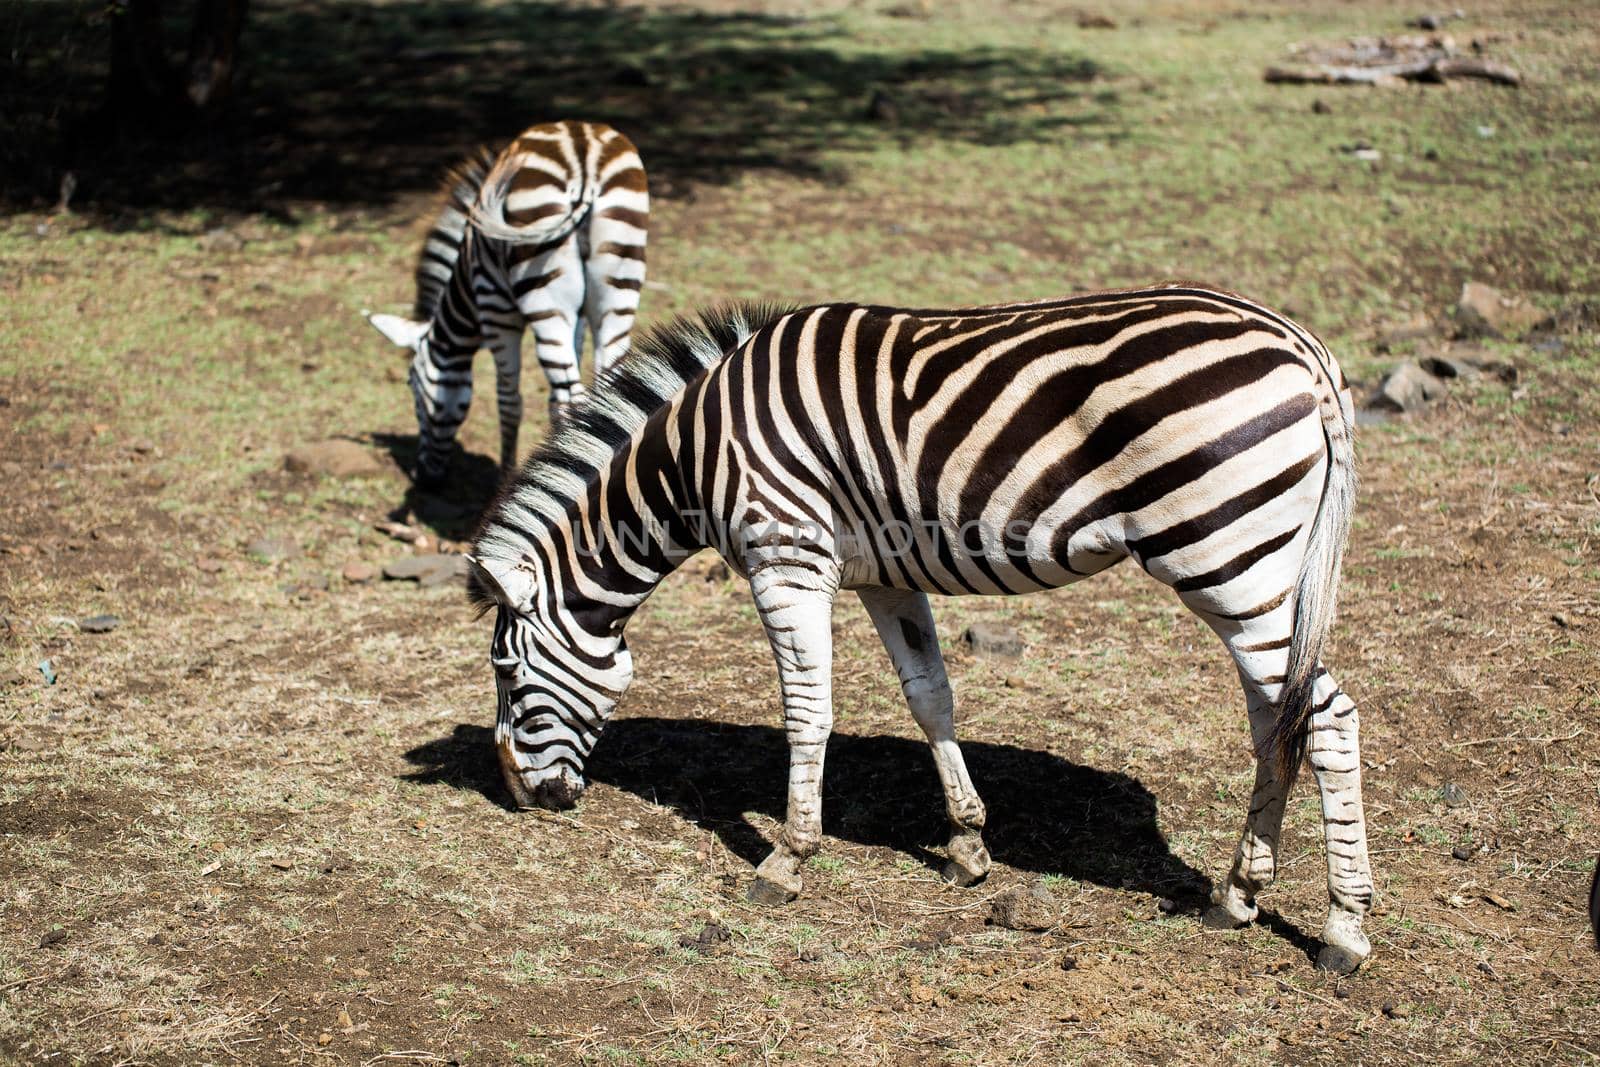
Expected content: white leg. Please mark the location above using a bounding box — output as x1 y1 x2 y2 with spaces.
746 565 838 904
1305 670 1374 973
857 586 990 885
507 241 586 413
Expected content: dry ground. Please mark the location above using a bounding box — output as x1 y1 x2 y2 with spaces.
3 0 1599 1063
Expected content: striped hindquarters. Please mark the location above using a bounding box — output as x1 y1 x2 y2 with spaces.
468 121 647 250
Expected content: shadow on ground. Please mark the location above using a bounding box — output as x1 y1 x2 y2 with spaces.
369 432 502 538
403 716 1210 904
5 0 1116 214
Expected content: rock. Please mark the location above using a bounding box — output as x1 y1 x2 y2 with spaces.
1157 896 1179 915
1311 98 1332 114
1366 361 1448 413
1059 954 1078 971
78 614 121 634
1441 781 1468 808
1456 282 1547 338
196 557 225 574
1417 352 1481 380
382 554 467 587
1004 675 1028 690
1077 11 1117 28
865 88 898 122
1382 1000 1412 1019
284 440 383 478
962 622 1024 658
37 659 56 685
373 520 424 544
342 561 377 584
1451 844 1475 861
1375 313 1436 349
38 928 68 948
198 227 244 253
988 881 1056 932
247 536 298 562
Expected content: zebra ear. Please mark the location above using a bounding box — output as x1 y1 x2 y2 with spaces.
465 553 537 614
364 310 431 350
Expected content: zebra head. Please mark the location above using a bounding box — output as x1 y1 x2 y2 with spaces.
364 310 457 489
468 554 635 811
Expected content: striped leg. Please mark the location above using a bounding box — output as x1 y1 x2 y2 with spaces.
1305 670 1373 973
747 566 838 905
485 326 524 477
508 241 586 413
582 218 644 374
1200 605 1373 973
408 344 473 488
858 586 990 886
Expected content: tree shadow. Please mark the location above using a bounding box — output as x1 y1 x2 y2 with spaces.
367 431 503 539
5 0 1120 214
402 716 1212 906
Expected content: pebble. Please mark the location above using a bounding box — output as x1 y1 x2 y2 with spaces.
988 881 1056 931
1451 844 1475 862
1157 896 1178 915
962 622 1024 658
1440 782 1468 808
38 928 68 948
77 614 121 634
342 561 377 584
196 557 226 574
382 554 467 586
1382 1000 1412 1019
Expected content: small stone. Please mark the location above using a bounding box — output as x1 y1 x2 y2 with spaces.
196 557 225 574
1456 281 1546 338
129 438 156 454
1311 98 1331 115
1059 954 1078 971
337 1008 353 1029
1440 782 1468 808
37 659 56 685
373 520 423 543
342 561 377 584
1382 1000 1412 1019
317 1032 332 1046
678 921 731 953
1451 844 1474 861
1417 353 1481 380
988 881 1056 932
1157 896 1178 915
962 622 1024 658
909 981 936 1004
284 439 383 478
247 536 298 562
1366 361 1448 414
198 227 245 253
269 858 293 870
865 88 899 122
1375 313 1436 349
1004 675 1028 690
38 928 68 948
1076 11 1117 28
383 554 466 585
77 614 121 634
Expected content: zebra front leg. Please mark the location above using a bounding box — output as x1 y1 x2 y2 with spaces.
747 567 838 905
485 326 524 477
857 586 990 886
1306 671 1374 974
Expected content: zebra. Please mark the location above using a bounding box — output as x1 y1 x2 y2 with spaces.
365 120 648 487
467 286 1374 973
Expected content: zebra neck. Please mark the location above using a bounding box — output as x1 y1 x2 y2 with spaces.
524 413 704 626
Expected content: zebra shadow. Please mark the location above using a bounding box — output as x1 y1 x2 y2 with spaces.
402 716 1212 907
367 431 502 539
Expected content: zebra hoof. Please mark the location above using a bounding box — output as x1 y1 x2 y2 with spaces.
1201 904 1251 930
1315 944 1366 975
941 859 988 888
746 876 799 906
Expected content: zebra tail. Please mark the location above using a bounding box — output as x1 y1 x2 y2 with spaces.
466 152 589 247
1264 372 1357 786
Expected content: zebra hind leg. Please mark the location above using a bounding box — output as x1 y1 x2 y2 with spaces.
858 586 990 886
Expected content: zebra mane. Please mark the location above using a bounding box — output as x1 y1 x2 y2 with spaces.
412 145 498 320
469 301 796 605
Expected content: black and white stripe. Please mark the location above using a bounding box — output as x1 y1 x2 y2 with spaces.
366 121 648 486
469 285 1373 973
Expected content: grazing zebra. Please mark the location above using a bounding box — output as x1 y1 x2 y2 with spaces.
467 286 1374 973
365 120 648 487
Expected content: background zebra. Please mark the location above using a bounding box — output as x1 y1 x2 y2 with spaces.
467 287 1373 974
366 120 648 487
